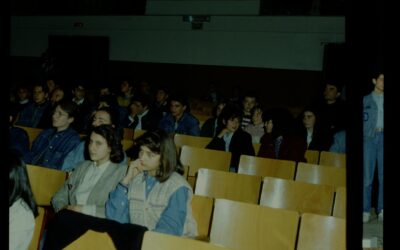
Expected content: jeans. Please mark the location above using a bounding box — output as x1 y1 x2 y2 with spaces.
363 131 384 213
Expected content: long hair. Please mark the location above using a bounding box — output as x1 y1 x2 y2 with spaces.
9 150 38 217
135 129 183 182
89 125 124 163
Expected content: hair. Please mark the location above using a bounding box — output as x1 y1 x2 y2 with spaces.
89 124 124 163
9 150 38 217
56 99 78 119
130 94 151 108
95 106 120 128
135 129 183 182
211 99 227 117
215 103 243 134
169 93 190 113
33 82 49 94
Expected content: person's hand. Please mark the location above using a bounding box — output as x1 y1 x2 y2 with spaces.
217 128 230 138
66 205 83 213
121 159 143 185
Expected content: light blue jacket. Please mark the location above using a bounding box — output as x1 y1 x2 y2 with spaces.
363 93 380 138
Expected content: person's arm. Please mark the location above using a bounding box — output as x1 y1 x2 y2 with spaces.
154 187 189 236
61 141 84 172
105 159 143 223
105 183 130 223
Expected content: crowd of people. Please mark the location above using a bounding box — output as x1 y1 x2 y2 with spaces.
8 71 383 249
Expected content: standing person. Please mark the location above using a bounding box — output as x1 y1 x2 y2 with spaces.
9 150 38 250
206 104 255 172
51 125 127 218
363 71 384 223
106 130 198 237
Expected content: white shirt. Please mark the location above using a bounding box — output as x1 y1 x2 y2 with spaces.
75 160 110 216
136 109 149 130
9 198 35 250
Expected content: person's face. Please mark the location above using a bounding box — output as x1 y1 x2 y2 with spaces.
51 89 64 104
265 119 274 132
33 86 48 104
242 97 256 113
52 105 73 130
92 111 112 127
170 101 186 119
252 108 263 125
130 101 147 115
17 88 30 101
216 103 226 117
138 146 161 172
323 84 340 103
46 80 56 91
100 88 111 96
373 74 384 92
156 90 168 103
303 111 316 129
74 87 85 100
88 132 111 165
225 117 240 133
121 81 132 94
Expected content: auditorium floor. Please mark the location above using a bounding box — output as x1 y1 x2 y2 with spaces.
363 208 383 248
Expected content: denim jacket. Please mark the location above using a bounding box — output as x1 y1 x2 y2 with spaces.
24 127 81 170
15 101 49 128
158 112 200 136
363 93 379 138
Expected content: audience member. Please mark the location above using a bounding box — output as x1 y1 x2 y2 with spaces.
62 106 125 172
122 94 162 131
206 104 255 172
329 130 346 153
9 114 30 157
240 91 258 129
158 94 200 136
15 83 50 128
244 105 265 143
24 100 81 170
106 130 198 237
51 125 127 217
200 100 226 137
9 150 38 250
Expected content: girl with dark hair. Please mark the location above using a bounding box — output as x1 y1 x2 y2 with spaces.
105 129 198 237
51 124 127 218
9 150 38 250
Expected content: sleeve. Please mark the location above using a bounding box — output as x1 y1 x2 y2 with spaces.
206 137 225 151
51 173 75 212
154 186 189 236
188 117 201 136
105 183 130 223
61 142 85 172
258 133 276 158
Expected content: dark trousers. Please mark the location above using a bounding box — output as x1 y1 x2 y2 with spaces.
43 209 147 250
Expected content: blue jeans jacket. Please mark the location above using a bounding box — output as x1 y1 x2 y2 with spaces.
15 101 49 128
158 112 200 136
24 127 81 170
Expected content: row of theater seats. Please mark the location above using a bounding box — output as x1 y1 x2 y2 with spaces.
63 198 345 250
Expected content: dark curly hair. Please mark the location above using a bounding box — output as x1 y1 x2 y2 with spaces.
88 124 124 163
